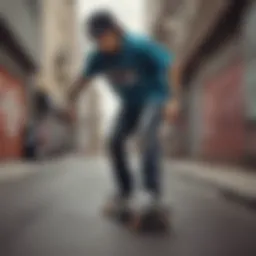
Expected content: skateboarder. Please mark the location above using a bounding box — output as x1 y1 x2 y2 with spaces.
67 10 180 215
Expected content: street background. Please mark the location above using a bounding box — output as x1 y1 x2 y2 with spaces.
0 0 256 255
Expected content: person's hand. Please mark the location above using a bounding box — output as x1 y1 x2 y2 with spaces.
67 105 76 123
164 98 180 123
60 105 76 123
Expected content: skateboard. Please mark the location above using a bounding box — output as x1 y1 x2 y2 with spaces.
103 204 171 233
129 205 171 233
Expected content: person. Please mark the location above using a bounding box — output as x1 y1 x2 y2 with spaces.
67 10 180 213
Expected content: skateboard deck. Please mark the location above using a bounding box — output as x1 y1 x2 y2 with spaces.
103 204 171 233
130 205 171 233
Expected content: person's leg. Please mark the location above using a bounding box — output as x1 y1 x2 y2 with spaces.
109 105 140 199
138 101 163 199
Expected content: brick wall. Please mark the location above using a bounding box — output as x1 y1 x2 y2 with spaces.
185 37 246 163
0 67 27 160
201 61 245 162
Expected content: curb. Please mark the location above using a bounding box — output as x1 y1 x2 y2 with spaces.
219 188 256 212
168 162 256 212
178 169 256 212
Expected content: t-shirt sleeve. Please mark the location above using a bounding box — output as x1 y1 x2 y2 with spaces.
82 52 102 78
139 38 174 72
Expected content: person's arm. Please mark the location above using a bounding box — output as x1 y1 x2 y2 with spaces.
68 51 101 104
68 76 91 104
140 38 181 121
140 38 171 75
169 62 181 102
164 62 182 122
140 39 179 100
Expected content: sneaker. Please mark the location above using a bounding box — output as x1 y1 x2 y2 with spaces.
134 192 166 212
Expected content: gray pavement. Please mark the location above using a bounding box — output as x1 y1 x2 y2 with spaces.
0 156 256 256
169 160 256 199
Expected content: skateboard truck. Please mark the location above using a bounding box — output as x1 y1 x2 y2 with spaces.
130 207 170 233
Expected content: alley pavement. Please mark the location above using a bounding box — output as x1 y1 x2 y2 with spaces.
0 156 256 256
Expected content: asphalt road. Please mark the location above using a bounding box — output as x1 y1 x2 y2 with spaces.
0 157 255 256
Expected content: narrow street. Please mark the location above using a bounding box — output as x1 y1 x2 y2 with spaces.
0 156 255 256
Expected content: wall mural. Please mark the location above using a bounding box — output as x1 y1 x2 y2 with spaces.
0 67 26 159
202 62 245 161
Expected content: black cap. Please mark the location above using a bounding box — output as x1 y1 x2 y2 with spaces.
87 10 118 39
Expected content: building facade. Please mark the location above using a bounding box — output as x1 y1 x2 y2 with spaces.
39 0 101 155
0 0 40 160
40 0 80 105
244 1 256 164
76 85 102 155
147 0 255 165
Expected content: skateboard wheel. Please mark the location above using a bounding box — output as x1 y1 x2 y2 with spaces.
130 215 142 230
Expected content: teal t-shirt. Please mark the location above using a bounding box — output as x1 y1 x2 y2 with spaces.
83 34 174 105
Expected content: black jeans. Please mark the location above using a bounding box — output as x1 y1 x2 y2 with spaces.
109 101 163 198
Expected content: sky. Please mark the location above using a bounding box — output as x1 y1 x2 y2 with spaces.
77 0 146 135
78 0 145 33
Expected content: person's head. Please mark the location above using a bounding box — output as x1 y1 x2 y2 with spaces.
86 10 123 53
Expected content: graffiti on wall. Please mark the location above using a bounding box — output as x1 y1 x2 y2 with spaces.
0 89 23 137
0 67 26 159
202 62 245 161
